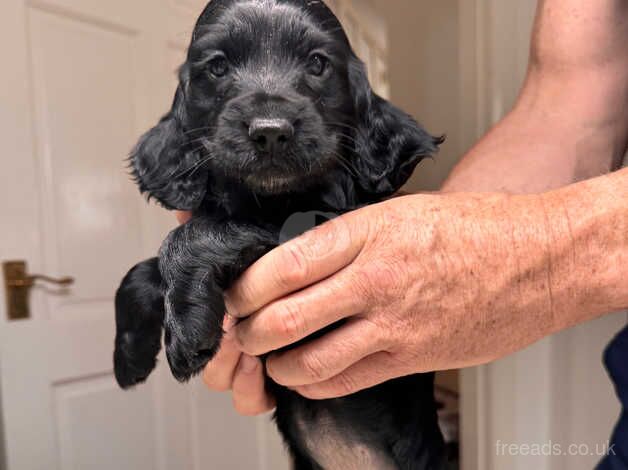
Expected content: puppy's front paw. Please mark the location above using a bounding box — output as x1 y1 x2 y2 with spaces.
157 216 277 383
163 270 226 382
114 258 165 389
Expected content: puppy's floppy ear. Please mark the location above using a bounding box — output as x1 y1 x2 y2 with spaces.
131 71 208 211
348 59 443 198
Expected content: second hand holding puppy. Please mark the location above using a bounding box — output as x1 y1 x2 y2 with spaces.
227 175 628 400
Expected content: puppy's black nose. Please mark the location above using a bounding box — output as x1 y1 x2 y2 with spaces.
249 118 294 153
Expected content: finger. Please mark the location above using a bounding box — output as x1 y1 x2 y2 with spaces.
175 211 192 224
232 355 276 416
226 213 368 317
235 269 365 355
294 351 402 400
266 319 385 387
202 316 241 391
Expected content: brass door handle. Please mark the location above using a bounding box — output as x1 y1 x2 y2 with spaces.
3 260 75 320
7 274 75 288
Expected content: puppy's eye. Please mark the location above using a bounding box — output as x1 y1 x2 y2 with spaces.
208 55 229 78
307 53 329 77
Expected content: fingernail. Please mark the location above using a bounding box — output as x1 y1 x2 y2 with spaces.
223 313 237 333
224 294 238 317
238 355 259 375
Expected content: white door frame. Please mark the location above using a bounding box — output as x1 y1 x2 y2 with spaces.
457 2 540 469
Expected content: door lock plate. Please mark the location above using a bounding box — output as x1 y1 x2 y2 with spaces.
2 260 74 321
3 261 31 320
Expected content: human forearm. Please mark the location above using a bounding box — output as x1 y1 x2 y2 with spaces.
438 169 628 354
442 90 627 194
410 170 628 361
443 0 628 194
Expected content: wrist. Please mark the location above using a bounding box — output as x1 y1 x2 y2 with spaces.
408 192 558 343
539 169 628 330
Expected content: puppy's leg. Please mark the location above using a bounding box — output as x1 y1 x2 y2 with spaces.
114 258 165 388
159 215 277 381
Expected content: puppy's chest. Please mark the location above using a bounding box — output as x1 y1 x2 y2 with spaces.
294 408 397 470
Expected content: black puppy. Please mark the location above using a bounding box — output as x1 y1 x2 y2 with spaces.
115 1 445 468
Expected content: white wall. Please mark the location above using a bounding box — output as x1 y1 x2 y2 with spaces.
373 0 462 192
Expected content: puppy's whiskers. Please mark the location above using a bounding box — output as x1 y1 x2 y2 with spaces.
177 136 209 152
330 150 359 177
173 152 215 179
326 121 360 133
334 132 360 145
251 190 261 208
182 126 220 137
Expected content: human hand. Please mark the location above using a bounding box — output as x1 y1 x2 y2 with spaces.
174 210 192 225
176 210 275 416
201 315 275 416
227 187 616 400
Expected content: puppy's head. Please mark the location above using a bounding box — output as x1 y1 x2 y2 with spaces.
132 0 441 210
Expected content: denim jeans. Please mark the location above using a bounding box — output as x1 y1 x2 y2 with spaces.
598 325 628 469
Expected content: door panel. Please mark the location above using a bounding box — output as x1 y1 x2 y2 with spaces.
54 375 157 470
27 0 149 30
29 6 144 319
189 386 262 470
1 319 166 469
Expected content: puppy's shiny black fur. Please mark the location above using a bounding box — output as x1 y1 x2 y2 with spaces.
114 1 445 468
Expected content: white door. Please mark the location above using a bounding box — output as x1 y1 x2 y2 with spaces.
0 0 387 469
0 0 291 468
